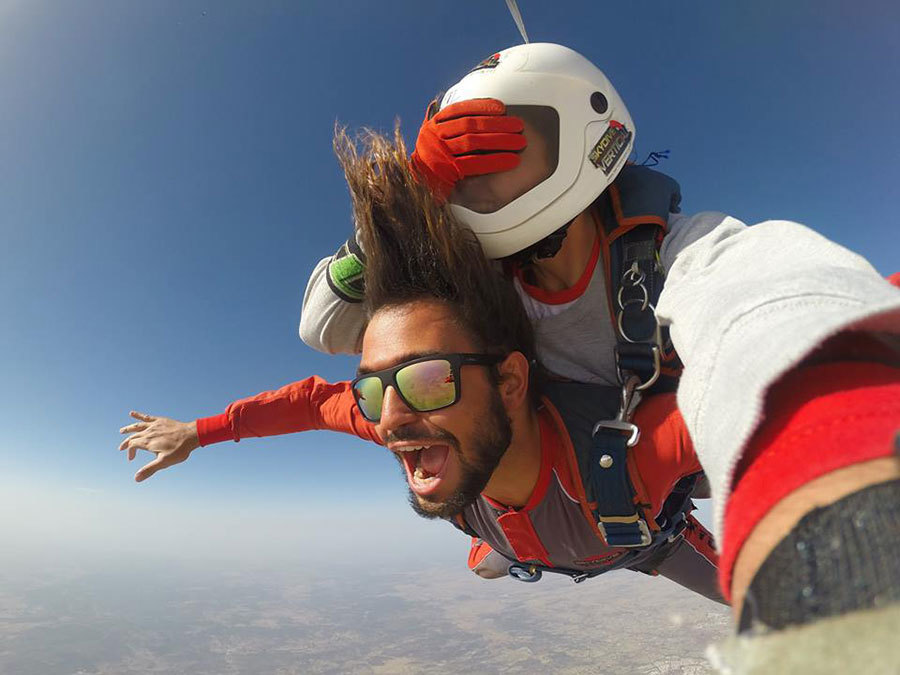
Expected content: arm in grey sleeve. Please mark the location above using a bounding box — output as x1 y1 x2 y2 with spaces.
656 214 900 540
298 237 369 355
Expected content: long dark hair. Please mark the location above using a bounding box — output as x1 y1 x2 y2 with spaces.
334 125 541 399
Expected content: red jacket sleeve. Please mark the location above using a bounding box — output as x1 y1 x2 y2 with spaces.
195 376 382 447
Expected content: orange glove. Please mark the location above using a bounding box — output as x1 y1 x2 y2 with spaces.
410 98 527 200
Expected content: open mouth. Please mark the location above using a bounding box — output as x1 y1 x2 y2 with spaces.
395 444 452 497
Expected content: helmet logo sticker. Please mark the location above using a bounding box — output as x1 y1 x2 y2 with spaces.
589 120 632 175
470 52 501 72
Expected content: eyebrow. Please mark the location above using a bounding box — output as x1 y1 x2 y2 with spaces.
356 350 445 377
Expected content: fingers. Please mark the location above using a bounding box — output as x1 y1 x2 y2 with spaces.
456 153 522 178
135 455 165 483
118 434 136 452
118 434 149 460
445 132 527 156
130 411 157 423
436 115 525 140
433 98 507 122
119 422 149 434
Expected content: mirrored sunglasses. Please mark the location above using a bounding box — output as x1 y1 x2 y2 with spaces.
351 353 504 423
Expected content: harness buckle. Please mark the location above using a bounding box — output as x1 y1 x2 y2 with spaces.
597 517 652 548
592 419 640 447
615 342 661 391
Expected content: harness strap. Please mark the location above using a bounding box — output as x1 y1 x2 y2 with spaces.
590 423 651 546
612 224 665 390
588 166 685 548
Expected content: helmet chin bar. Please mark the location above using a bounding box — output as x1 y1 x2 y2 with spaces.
505 219 574 266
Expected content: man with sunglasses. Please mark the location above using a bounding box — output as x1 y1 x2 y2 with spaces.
121 128 900 658
120 129 723 604
296 44 900 639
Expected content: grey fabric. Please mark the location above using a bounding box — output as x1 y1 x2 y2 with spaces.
738 479 900 632
513 211 728 384
631 536 725 605
462 471 666 574
299 256 367 354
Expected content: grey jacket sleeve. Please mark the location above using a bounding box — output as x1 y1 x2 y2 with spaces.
656 214 900 540
298 238 369 355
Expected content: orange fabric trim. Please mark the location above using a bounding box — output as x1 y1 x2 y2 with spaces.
513 231 602 305
608 182 669 240
607 216 667 245
607 185 666 240
683 514 719 567
522 413 557 510
497 510 553 566
467 537 495 570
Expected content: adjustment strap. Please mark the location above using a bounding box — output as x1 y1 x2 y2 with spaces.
590 421 651 547
615 342 661 391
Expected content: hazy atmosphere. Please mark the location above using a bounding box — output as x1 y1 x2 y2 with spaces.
1 0 897 672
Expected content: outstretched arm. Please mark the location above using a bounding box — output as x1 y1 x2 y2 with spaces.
658 217 900 619
119 376 381 482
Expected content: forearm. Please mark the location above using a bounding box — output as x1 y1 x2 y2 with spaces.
656 218 900 540
299 250 368 355
721 362 900 623
195 376 381 447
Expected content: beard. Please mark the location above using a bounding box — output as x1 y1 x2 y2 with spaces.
403 387 512 521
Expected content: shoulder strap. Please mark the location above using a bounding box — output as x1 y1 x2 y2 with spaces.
597 165 682 392
566 166 693 546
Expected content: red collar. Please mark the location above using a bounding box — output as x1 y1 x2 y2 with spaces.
511 223 602 305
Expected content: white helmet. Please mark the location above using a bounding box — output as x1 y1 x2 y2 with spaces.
441 43 635 259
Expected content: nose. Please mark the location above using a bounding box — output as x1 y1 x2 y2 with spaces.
377 385 419 433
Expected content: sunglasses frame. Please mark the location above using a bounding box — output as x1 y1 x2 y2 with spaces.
351 352 505 422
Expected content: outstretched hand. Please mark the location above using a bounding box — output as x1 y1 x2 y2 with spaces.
118 411 200 482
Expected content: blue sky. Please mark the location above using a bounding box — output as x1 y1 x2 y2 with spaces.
1 0 898 568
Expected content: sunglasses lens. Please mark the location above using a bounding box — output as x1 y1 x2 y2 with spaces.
396 359 456 412
353 376 385 421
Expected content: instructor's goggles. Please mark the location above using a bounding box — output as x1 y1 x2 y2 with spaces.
351 353 504 423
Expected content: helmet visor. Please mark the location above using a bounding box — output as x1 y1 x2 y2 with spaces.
450 105 560 214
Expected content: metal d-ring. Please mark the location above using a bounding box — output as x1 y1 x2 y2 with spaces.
617 285 649 312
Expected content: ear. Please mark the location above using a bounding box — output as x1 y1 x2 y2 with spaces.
496 351 531 414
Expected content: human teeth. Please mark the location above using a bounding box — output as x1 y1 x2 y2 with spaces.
414 467 426 479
